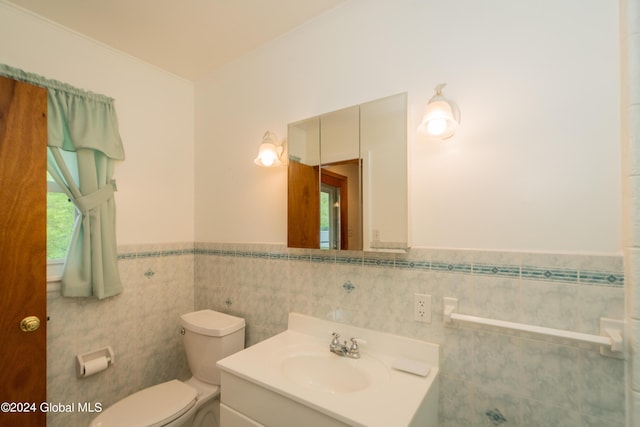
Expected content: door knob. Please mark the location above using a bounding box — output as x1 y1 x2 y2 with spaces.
20 316 40 332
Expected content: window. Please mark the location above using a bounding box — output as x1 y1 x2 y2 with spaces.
47 179 75 260
47 173 76 280
320 183 340 250
47 148 78 256
320 168 350 250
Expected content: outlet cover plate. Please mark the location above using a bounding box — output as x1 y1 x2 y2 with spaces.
414 293 432 323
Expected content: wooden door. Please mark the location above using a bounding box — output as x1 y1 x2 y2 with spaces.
287 160 319 248
0 76 47 427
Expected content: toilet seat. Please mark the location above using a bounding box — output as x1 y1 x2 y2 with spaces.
90 380 197 427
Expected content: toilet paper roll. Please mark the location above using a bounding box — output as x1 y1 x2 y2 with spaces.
83 357 109 377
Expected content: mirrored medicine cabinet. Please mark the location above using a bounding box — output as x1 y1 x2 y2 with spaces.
287 92 408 253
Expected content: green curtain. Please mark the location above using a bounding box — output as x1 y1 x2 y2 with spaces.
1 64 125 299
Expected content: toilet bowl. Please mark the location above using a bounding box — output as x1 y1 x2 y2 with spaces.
90 310 245 427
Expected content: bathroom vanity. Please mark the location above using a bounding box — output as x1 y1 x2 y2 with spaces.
217 313 439 427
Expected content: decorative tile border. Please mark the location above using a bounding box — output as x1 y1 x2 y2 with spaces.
118 248 194 260
336 256 363 265
473 263 520 278
520 266 579 284
363 257 395 268
579 270 625 287
395 259 430 270
432 262 473 274
117 244 624 288
311 254 335 263
288 253 310 262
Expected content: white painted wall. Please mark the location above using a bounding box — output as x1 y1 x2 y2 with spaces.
0 1 195 245
0 0 620 254
195 0 621 253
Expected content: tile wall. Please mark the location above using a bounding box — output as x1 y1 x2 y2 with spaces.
45 241 626 426
194 242 626 427
46 243 194 427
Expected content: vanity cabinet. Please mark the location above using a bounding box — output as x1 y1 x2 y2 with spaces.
220 371 348 427
220 404 261 427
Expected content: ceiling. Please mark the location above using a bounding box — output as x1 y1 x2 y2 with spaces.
7 0 347 81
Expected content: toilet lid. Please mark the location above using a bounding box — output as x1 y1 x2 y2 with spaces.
90 380 197 427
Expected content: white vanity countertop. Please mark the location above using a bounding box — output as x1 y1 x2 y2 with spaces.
217 313 440 427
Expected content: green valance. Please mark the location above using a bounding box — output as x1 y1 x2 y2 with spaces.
0 64 124 160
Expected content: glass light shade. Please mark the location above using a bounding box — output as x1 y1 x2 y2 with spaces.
254 132 283 167
254 142 281 167
418 85 460 140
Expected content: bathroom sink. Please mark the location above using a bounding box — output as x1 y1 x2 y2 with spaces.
280 350 386 394
217 313 440 427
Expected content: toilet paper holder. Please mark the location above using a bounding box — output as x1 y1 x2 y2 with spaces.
76 346 115 378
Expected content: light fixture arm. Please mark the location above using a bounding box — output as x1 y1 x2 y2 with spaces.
433 83 447 97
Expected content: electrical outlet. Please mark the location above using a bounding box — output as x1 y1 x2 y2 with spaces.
414 293 431 323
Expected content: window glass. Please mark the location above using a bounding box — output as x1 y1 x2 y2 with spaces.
320 184 340 250
320 191 329 249
47 175 75 261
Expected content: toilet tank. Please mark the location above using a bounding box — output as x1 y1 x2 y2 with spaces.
180 310 245 385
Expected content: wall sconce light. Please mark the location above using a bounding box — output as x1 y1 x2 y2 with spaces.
418 83 460 140
254 131 284 167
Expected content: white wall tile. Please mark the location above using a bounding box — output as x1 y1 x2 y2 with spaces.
520 340 580 410
580 348 626 423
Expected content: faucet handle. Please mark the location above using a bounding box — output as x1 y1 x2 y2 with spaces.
331 332 341 347
349 338 366 356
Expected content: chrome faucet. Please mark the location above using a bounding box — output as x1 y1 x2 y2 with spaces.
330 333 361 359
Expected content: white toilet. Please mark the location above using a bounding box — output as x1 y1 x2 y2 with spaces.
90 309 245 427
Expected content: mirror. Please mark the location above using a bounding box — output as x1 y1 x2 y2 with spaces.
287 93 408 252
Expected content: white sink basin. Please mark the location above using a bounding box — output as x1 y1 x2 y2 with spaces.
280 349 388 394
217 313 440 427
